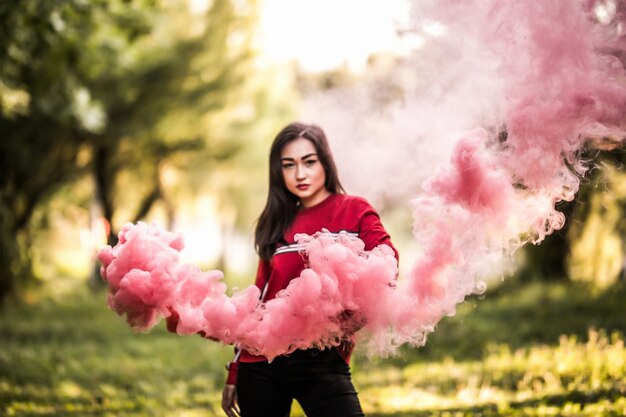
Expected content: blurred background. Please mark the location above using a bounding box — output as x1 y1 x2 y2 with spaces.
2 0 625 305
1 0 625 416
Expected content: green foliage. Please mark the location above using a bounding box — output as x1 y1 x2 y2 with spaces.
357 330 626 417
0 0 163 298
0 0 114 297
567 148 626 289
0 0 295 300
84 0 261 238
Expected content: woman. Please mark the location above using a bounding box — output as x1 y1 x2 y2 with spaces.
221 122 398 417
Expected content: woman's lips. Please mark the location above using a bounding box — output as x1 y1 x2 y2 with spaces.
296 184 310 191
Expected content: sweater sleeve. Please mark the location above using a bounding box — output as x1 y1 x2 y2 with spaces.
335 197 399 344
357 203 399 263
254 258 271 291
225 358 239 385
225 259 270 385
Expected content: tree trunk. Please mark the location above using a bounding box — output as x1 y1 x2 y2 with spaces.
0 210 33 305
94 146 119 247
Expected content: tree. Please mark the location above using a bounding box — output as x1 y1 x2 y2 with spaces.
0 0 262 302
0 0 134 300
567 148 626 288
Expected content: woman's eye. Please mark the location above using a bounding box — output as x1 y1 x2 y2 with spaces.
282 163 294 169
304 159 317 166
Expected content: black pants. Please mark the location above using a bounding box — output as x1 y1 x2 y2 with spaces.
236 348 364 417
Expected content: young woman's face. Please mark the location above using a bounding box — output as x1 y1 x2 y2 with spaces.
280 137 330 208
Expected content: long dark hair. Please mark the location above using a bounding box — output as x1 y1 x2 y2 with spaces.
254 122 345 260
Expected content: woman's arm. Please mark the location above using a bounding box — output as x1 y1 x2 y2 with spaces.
358 204 399 263
223 259 271 386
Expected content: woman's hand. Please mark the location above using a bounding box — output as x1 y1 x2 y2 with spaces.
165 308 179 333
338 309 367 335
165 307 219 341
222 384 240 417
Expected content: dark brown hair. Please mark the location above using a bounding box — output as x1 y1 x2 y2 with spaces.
254 122 345 260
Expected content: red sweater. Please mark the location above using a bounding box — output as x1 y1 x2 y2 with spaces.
226 193 398 384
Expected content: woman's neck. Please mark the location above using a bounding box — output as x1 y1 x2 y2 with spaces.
300 189 332 209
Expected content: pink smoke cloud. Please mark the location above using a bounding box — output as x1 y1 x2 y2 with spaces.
99 222 403 360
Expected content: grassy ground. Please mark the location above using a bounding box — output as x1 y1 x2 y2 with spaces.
1 280 625 416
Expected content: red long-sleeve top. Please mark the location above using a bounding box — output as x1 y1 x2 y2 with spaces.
226 193 398 385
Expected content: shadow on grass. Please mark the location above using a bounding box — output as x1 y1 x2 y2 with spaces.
365 385 626 417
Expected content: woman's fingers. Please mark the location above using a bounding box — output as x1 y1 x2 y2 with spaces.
222 384 240 417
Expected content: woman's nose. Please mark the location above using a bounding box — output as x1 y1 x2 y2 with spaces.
296 164 306 180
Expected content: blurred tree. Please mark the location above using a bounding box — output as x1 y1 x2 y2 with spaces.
515 200 576 282
89 0 257 246
515 147 626 287
567 148 626 289
0 0 266 301
0 0 127 300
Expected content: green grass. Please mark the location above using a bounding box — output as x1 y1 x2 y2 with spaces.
0 290 234 416
1 280 625 416
352 280 626 417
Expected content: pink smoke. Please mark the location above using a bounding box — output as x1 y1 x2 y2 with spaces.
99 222 402 360
398 0 626 330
